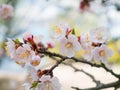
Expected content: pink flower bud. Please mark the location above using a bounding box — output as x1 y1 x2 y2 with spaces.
77 36 81 43
22 32 33 42
47 41 55 49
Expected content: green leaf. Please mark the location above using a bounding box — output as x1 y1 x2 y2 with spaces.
30 82 38 89
72 28 75 35
13 38 20 44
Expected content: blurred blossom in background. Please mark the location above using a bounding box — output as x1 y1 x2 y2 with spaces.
0 0 120 90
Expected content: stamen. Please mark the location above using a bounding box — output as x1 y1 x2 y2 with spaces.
99 50 105 56
65 42 72 49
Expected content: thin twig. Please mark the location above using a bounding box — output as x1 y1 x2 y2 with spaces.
49 57 67 73
49 56 101 86
63 63 102 86
72 80 120 90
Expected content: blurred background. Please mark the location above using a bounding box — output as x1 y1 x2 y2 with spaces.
0 0 120 90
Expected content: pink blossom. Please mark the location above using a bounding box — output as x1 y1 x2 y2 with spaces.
92 45 113 63
33 35 43 44
82 48 93 61
80 33 92 49
6 39 16 59
0 4 13 19
22 32 33 42
46 39 56 49
27 66 39 81
15 44 32 67
23 66 39 90
24 67 61 90
89 28 108 43
30 55 41 66
54 23 71 39
38 75 61 90
59 34 81 57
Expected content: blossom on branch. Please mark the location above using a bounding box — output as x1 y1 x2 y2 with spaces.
30 53 41 66
82 48 93 61
6 33 43 67
6 39 16 59
54 23 71 39
15 44 33 67
5 24 114 90
46 39 56 49
38 75 61 90
89 27 108 43
80 33 92 49
33 35 43 44
92 44 113 63
0 4 13 20
59 34 81 57
24 66 61 90
22 32 33 42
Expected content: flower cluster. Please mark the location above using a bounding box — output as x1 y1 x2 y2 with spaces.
0 4 13 20
6 32 60 90
24 66 61 90
54 24 112 63
6 32 55 67
6 24 113 90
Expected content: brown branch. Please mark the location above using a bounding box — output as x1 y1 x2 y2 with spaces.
63 63 102 86
48 57 67 73
38 50 120 90
72 80 120 90
49 56 101 86
72 57 120 79
38 50 120 79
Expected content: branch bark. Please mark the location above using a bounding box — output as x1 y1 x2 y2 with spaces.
72 80 120 90
63 63 102 86
38 50 120 90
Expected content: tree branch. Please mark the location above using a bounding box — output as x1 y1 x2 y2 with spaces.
63 63 102 86
38 50 120 90
38 50 120 79
72 80 120 90
48 57 67 73
49 56 102 86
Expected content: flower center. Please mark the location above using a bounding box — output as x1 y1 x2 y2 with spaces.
3 8 9 15
55 27 62 35
30 60 40 66
99 50 105 56
83 50 89 54
21 53 27 59
65 42 72 49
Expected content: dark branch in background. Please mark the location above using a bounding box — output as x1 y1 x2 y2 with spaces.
63 63 102 87
48 57 67 74
39 50 120 79
72 80 120 90
38 50 120 90
73 58 120 79
50 56 101 86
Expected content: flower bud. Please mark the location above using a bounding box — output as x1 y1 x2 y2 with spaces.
22 32 33 42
